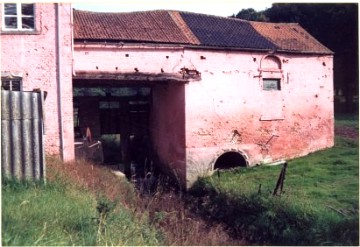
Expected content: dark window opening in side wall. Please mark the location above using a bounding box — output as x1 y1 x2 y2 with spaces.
1 79 22 91
263 78 281 91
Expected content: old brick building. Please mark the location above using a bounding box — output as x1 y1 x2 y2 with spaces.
1 3 74 161
1 4 334 187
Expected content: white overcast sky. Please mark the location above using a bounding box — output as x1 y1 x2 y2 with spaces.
72 0 274 17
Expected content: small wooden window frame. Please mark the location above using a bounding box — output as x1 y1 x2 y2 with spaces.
263 78 281 91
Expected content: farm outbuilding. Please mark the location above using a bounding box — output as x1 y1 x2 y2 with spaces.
72 10 334 187
1 4 334 188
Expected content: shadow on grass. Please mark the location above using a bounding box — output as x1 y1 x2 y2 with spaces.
187 178 359 246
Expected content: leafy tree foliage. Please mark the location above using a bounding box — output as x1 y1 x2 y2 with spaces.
232 8 268 22
265 4 358 113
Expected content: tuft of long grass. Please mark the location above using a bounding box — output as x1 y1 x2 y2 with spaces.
2 175 162 246
35 157 245 246
2 177 97 246
131 174 247 246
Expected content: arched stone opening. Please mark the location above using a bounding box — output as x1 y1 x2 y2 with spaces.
214 151 248 170
260 55 282 71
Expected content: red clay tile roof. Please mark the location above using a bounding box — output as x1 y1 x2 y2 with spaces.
73 10 194 44
73 9 333 54
250 21 332 54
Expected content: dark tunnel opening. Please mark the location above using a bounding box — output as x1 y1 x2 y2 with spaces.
214 151 247 170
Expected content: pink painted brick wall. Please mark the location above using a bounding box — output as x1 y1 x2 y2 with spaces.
1 6 334 185
184 49 334 186
74 44 334 187
74 45 185 75
1 3 74 161
151 82 186 186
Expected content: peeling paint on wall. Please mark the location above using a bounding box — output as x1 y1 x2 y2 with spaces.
73 44 333 188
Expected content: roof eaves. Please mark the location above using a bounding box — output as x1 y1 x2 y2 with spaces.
183 44 334 55
73 39 334 55
73 39 189 47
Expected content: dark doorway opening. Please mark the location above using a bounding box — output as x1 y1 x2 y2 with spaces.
73 85 152 168
214 151 247 170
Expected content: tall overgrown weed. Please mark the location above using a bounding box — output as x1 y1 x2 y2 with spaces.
2 167 162 246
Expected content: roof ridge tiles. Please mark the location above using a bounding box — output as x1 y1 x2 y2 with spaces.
73 9 309 27
73 9 174 15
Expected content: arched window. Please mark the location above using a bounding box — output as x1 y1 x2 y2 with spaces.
260 55 282 91
260 55 282 71
258 55 285 120
1 72 22 91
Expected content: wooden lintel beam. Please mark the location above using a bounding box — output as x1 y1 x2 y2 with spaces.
73 71 189 83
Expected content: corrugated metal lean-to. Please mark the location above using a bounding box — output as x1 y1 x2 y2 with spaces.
1 90 46 181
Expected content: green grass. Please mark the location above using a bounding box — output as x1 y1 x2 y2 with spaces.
189 116 359 245
206 136 358 210
2 176 163 246
2 114 358 245
335 113 359 130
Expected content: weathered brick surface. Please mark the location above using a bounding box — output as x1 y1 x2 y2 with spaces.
1 3 74 161
1 5 334 187
184 50 334 187
74 45 334 187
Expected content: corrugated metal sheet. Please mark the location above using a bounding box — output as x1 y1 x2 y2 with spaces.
1 90 46 181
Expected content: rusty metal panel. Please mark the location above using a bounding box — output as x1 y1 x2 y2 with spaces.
1 90 46 181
